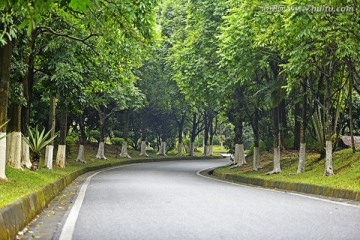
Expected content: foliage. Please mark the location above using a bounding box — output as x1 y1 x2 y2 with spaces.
110 137 125 146
88 130 100 143
23 126 57 170
23 126 57 156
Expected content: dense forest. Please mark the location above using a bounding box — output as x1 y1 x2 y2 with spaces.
1 0 360 180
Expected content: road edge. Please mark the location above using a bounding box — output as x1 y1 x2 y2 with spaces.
200 167 360 203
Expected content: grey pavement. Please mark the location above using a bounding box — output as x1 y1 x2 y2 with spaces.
21 159 360 240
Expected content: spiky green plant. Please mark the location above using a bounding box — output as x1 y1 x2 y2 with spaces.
23 126 57 171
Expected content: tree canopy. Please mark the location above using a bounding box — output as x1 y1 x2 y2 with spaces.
1 0 360 177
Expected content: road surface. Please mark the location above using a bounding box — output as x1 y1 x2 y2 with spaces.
22 159 360 239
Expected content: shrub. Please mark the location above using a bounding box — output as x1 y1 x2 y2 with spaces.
88 130 100 143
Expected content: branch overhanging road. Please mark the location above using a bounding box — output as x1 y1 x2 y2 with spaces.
24 159 360 240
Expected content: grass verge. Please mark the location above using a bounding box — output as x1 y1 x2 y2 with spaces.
214 148 360 191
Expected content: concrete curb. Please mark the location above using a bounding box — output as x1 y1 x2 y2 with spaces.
0 156 219 240
211 170 360 202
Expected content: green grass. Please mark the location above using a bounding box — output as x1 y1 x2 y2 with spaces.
215 148 360 191
0 144 218 208
198 145 227 153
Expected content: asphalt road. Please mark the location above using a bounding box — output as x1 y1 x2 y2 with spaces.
36 159 360 239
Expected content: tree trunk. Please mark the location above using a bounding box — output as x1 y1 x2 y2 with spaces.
139 116 148 156
232 116 246 168
267 106 282 174
293 102 301 150
253 147 260 171
157 140 167 156
175 114 185 156
203 113 210 156
189 142 195 157
76 114 87 163
96 109 107 159
231 143 246 169
45 145 54 170
21 137 32 169
21 36 35 168
208 117 217 156
0 41 12 181
348 77 355 153
253 109 261 171
56 105 67 168
76 145 86 163
120 142 131 158
96 142 107 159
7 102 22 170
324 141 333 175
140 141 148 157
324 73 334 176
120 111 131 158
45 94 57 169
280 99 287 148
297 79 307 173
189 112 203 156
177 142 183 156
297 143 306 173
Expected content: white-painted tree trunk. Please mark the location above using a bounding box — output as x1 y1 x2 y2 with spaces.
239 144 246 165
231 144 246 168
120 142 131 158
234 144 241 164
56 145 66 168
177 142 183 156
7 132 22 170
324 141 334 176
189 142 195 156
157 141 167 156
0 132 7 181
76 145 87 163
266 147 281 174
208 144 214 156
96 142 107 160
45 145 54 170
21 137 32 169
253 147 261 171
297 143 306 174
139 141 149 157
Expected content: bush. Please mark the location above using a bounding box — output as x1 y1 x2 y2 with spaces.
88 130 100 143
110 137 124 146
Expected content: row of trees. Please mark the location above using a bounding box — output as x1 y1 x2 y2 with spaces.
1 0 360 180
160 0 360 175
0 0 230 180
0 0 160 179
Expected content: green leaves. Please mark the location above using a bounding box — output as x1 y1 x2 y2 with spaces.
68 0 91 12
24 126 58 155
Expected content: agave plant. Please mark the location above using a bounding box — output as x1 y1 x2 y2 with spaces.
23 126 57 171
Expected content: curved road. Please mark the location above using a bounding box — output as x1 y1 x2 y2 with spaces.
48 159 359 239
